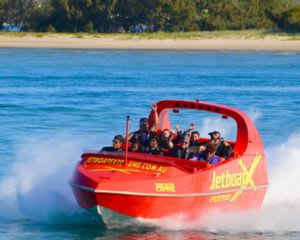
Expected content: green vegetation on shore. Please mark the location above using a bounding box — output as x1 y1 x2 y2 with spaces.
0 0 300 33
1 30 300 40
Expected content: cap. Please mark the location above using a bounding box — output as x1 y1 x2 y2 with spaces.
113 135 124 143
209 131 220 135
139 117 148 125
209 131 220 136
209 131 221 139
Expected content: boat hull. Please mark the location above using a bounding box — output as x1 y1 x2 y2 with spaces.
71 152 268 225
70 100 269 226
72 185 267 221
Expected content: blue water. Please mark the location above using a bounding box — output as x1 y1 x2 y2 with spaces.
1 49 300 239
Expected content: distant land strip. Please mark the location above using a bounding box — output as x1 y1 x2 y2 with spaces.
1 32 300 51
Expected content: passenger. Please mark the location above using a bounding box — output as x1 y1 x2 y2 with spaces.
171 135 194 159
189 130 201 153
159 129 174 155
144 136 163 155
100 135 124 152
171 124 183 146
128 103 159 147
190 131 200 147
208 131 232 159
192 143 220 164
171 123 194 147
129 138 144 153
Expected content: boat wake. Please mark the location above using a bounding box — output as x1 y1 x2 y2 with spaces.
0 132 300 232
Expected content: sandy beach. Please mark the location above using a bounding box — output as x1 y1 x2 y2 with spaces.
1 35 300 51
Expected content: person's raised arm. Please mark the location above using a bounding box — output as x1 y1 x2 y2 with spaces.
184 123 195 135
172 125 182 145
150 102 159 132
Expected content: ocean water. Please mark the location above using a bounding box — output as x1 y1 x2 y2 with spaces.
0 49 300 239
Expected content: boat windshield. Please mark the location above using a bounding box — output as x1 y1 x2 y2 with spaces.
161 108 237 143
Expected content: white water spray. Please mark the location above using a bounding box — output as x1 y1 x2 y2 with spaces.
144 132 300 233
1 127 300 232
0 134 96 223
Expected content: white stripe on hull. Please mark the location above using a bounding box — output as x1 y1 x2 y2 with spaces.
71 182 268 198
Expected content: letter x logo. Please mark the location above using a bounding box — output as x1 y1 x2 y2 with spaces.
230 154 262 202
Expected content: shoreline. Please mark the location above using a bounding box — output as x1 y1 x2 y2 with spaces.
1 35 300 51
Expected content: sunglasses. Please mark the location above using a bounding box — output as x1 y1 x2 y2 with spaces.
113 140 121 144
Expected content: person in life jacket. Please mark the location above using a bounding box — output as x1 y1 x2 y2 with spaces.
191 142 220 164
189 130 202 154
159 129 175 156
100 135 124 152
144 135 163 155
171 135 195 159
190 131 200 147
208 131 232 159
128 102 159 147
129 138 145 153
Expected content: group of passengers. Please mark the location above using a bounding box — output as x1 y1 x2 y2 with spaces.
100 103 232 165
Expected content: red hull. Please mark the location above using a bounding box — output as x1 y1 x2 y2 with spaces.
70 100 268 225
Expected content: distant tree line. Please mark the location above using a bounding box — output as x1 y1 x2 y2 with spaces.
1 0 300 32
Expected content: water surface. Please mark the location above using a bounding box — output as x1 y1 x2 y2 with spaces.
0 49 300 239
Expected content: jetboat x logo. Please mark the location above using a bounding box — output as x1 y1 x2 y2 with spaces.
209 154 262 202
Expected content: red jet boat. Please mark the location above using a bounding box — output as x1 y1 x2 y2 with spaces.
70 100 268 226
